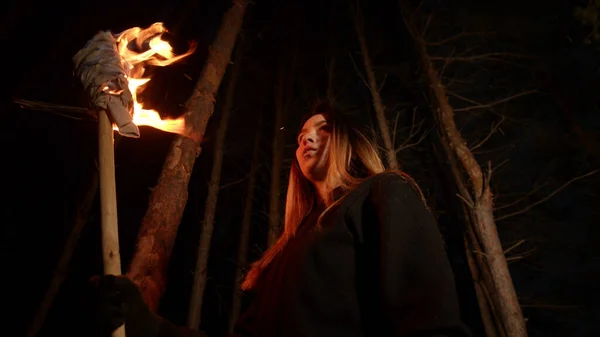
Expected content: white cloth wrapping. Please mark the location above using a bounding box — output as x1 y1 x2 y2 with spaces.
73 31 140 138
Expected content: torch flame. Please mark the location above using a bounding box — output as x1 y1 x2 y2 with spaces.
114 22 195 135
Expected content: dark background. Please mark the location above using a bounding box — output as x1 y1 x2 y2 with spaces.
2 0 599 336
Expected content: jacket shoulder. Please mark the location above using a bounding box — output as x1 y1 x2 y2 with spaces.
341 171 419 209
358 171 415 195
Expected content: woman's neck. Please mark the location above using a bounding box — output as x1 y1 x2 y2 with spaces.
313 181 329 206
313 178 343 207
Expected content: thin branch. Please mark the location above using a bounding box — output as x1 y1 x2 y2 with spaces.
390 106 404 146
447 90 486 107
397 107 417 139
454 90 537 112
489 158 509 177
456 192 474 209
503 239 525 255
481 159 508 199
348 52 370 89
506 247 536 263
377 73 388 92
496 170 599 221
494 182 549 211
395 124 432 153
13 98 97 120
448 90 537 113
470 116 506 151
422 10 434 36
425 30 493 46
220 165 262 190
376 143 388 153
438 46 457 80
394 107 422 151
430 52 534 63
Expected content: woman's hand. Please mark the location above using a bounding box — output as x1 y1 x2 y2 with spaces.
89 274 161 337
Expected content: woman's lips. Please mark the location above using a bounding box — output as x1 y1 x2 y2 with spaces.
303 148 317 158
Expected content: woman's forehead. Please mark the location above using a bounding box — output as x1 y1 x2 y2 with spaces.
302 113 328 128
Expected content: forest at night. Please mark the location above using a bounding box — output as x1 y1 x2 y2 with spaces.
2 0 599 336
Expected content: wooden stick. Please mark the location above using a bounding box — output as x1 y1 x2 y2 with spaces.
98 109 126 337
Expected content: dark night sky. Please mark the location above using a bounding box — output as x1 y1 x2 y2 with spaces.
2 0 599 337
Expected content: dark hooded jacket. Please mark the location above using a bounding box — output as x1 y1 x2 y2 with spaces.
161 172 472 337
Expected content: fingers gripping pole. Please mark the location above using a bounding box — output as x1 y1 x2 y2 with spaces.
98 109 126 337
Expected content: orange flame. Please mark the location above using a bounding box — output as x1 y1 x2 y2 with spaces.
114 22 195 135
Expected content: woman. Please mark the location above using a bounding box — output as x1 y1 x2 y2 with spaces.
92 101 472 337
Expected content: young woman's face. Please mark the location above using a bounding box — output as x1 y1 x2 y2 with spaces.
295 113 332 183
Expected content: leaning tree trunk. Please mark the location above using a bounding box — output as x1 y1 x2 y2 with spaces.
353 4 399 170
126 0 248 312
186 39 245 330
432 134 502 337
267 61 291 247
26 136 123 337
408 19 528 337
228 112 263 333
26 174 98 337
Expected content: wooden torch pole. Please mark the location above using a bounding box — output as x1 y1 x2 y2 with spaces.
98 109 126 337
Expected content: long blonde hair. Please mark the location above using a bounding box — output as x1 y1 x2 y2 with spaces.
241 102 418 290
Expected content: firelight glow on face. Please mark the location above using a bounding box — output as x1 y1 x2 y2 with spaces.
295 113 332 182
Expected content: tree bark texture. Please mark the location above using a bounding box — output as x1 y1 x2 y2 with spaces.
186 40 244 330
353 5 399 170
229 113 262 333
413 30 528 337
434 133 502 337
267 63 289 247
126 0 248 312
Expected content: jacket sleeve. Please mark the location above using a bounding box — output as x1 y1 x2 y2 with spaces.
366 173 472 337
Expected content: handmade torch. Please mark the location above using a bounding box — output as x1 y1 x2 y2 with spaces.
73 23 195 337
73 29 134 337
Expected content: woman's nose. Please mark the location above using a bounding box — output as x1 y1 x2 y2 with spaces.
305 132 316 143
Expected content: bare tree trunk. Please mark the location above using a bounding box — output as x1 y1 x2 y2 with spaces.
186 39 245 330
267 61 291 247
434 134 502 337
126 0 248 312
406 16 528 337
464 230 503 337
26 174 98 337
353 4 399 170
326 56 337 103
228 113 263 333
26 136 122 337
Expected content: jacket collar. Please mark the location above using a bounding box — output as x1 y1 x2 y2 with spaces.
332 186 346 202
